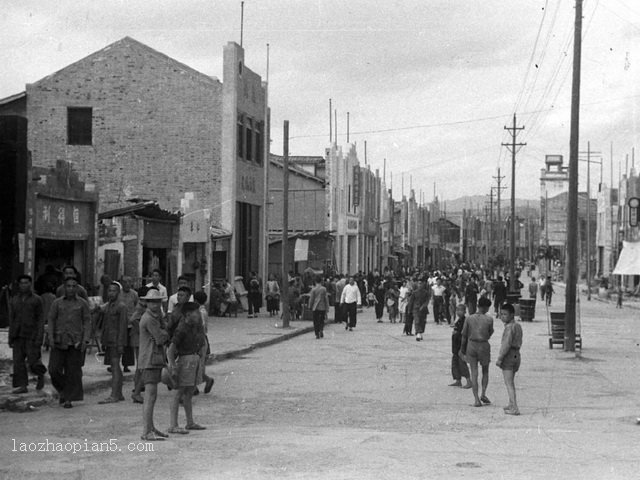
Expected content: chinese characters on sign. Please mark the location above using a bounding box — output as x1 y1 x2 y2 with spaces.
35 198 91 239
180 209 210 243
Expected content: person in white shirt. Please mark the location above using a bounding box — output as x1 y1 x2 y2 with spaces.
145 269 168 312
167 276 194 314
340 276 362 331
432 277 447 325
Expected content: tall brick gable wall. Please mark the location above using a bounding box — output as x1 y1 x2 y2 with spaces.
25 37 222 220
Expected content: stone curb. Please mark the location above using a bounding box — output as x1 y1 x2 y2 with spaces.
0 390 53 413
209 324 315 362
2 323 317 406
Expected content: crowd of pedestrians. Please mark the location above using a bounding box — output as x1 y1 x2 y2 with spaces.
6 261 529 442
284 263 526 414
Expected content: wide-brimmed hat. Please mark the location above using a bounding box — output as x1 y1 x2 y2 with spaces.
140 289 167 301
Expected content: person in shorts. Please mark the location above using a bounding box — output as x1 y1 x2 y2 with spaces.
167 302 207 434
497 303 523 415
461 296 494 407
138 288 169 441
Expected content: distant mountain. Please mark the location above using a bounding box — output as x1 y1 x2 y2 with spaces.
438 195 539 216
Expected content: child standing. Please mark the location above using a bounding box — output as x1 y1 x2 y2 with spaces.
496 303 523 415
193 291 215 394
449 304 471 388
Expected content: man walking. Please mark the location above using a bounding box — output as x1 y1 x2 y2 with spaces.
308 276 329 339
461 296 494 407
340 276 361 331
412 279 430 341
431 277 446 324
9 275 46 393
464 277 479 315
334 275 347 323
47 277 91 408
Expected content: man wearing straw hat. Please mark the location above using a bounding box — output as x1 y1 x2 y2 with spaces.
138 288 170 441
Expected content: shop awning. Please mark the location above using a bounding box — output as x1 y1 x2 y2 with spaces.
210 226 232 240
613 241 640 275
99 201 180 222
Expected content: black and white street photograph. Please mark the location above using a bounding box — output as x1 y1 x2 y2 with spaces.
1 1 639 478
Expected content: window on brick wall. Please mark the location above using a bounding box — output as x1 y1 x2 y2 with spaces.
237 113 244 159
255 121 263 166
67 107 92 145
245 118 253 162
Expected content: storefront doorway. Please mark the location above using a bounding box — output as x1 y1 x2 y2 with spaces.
34 238 86 292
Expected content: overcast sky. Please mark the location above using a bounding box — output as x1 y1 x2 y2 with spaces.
2 0 638 203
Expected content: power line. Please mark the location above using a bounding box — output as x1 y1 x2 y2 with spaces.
289 113 510 139
513 0 550 113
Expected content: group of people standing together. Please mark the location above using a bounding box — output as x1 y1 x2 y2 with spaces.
7 266 214 441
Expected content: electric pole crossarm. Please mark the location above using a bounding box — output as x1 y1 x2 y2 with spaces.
502 114 526 293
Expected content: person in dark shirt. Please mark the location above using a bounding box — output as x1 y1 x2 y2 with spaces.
449 304 471 388
167 302 207 434
412 280 430 341
55 265 89 301
98 282 128 404
47 277 91 408
166 286 191 339
492 276 507 315
465 278 479 315
9 275 46 393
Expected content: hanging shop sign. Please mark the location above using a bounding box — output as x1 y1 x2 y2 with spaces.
35 196 93 240
629 197 639 227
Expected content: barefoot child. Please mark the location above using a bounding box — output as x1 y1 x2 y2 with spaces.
449 304 471 388
461 296 494 407
496 303 523 415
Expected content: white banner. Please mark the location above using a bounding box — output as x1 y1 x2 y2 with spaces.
613 240 640 275
294 239 309 262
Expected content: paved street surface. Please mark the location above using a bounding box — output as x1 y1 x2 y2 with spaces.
1 288 639 479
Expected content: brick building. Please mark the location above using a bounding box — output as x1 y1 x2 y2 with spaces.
267 154 329 277
0 37 267 287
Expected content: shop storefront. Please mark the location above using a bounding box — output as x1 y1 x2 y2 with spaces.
98 201 179 291
26 161 98 293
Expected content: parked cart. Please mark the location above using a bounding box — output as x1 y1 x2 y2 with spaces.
547 298 582 349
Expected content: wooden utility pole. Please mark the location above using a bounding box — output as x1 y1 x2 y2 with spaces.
240 1 245 47
346 112 350 143
281 121 291 328
493 169 506 257
261 43 270 292
329 99 332 143
579 145 602 301
564 0 583 352
487 188 496 256
586 141 591 301
502 114 526 293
